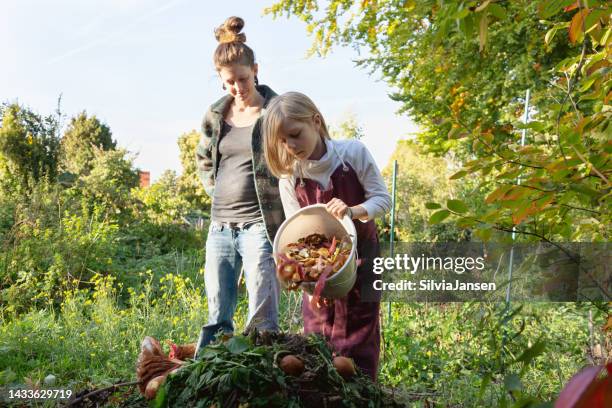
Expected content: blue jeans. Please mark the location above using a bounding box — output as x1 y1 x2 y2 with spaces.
194 221 279 358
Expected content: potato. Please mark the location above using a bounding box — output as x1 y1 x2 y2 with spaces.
279 355 304 376
333 356 356 379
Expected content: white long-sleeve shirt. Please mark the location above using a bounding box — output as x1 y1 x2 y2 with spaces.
279 138 392 221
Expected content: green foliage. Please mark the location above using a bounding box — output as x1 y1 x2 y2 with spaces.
381 140 474 241
330 113 364 140
265 0 611 243
443 2 612 242
177 130 210 209
265 1 572 154
0 103 61 194
158 331 405 407
0 119 205 315
129 170 206 255
0 186 122 313
78 147 140 217
59 111 116 175
0 271 207 396
133 170 192 225
0 289 605 407
380 302 606 406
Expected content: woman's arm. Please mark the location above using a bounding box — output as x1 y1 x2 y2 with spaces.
195 112 217 197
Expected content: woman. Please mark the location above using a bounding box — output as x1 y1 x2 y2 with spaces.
194 16 284 358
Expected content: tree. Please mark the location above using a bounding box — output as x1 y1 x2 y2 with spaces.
382 140 474 241
266 0 611 242
0 103 61 194
330 113 364 140
177 130 210 209
60 111 116 175
79 147 139 216
132 169 193 224
265 1 574 156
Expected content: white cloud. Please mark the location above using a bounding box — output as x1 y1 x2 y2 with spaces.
46 0 185 65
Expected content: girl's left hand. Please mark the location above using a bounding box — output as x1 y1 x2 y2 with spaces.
326 198 350 219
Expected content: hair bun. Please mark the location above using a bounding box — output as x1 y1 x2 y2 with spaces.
215 16 246 44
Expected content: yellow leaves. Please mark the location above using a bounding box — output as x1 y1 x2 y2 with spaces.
387 21 399 36
569 8 589 44
481 130 494 144
451 91 468 117
367 26 377 41
404 0 416 11
486 185 513 204
512 194 555 225
501 186 532 202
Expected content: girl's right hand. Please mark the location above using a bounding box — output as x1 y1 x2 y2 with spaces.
326 198 350 219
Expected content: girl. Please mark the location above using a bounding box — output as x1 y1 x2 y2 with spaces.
262 92 391 380
193 17 284 358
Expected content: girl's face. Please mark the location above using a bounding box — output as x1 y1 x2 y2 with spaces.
218 63 258 103
278 115 325 161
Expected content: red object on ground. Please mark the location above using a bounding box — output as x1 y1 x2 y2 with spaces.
136 337 185 398
555 362 612 408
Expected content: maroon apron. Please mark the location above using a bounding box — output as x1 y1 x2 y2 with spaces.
296 163 381 381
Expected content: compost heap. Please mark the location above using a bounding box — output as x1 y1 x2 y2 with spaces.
152 329 406 407
276 233 351 290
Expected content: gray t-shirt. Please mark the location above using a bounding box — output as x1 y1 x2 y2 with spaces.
211 122 263 223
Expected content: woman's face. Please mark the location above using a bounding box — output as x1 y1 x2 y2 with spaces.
218 64 258 103
277 116 325 161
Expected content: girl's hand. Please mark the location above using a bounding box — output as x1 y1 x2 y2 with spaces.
326 198 351 219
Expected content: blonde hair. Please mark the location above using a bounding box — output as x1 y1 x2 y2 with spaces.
263 92 331 178
213 16 255 69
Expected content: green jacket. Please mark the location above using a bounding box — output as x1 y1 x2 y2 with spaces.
195 85 284 243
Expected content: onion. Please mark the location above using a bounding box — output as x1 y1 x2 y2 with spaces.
144 374 168 399
279 355 305 376
333 356 356 379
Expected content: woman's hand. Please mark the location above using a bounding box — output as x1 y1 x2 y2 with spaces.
326 198 351 219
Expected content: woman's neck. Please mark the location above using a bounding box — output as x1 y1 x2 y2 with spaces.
234 90 263 111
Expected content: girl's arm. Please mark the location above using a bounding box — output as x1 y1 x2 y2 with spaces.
352 141 392 221
325 198 368 221
279 177 301 218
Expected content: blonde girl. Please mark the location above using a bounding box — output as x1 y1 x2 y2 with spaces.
263 92 391 380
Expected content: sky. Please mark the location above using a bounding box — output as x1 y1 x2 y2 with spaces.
0 0 418 181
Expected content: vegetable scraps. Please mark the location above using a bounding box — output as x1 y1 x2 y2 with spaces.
276 233 351 307
152 329 406 408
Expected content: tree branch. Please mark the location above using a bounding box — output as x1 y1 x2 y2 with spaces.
559 203 602 215
554 0 589 163
65 380 142 407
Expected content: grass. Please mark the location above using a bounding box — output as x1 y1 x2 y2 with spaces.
378 302 604 406
0 262 607 407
